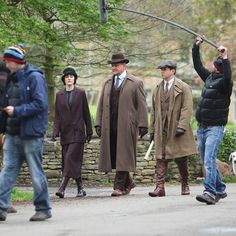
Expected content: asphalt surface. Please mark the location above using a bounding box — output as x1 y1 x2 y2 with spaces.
1 184 236 236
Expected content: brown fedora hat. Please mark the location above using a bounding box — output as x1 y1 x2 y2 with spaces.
108 53 129 64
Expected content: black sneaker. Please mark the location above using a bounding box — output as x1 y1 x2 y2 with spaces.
196 193 216 205
29 211 52 221
0 210 7 221
215 192 227 202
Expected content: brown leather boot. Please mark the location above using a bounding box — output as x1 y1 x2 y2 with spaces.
149 186 166 197
55 177 70 198
176 157 190 195
7 206 17 213
112 171 127 197
181 182 190 195
125 173 136 194
149 159 168 197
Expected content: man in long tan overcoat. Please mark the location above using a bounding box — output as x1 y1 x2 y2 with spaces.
149 60 197 197
95 53 148 197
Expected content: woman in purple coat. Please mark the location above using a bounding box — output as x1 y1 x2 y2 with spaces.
52 67 93 198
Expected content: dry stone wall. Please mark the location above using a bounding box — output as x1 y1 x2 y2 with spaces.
0 138 202 186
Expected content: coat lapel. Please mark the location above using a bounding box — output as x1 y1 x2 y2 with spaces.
60 89 70 112
169 78 182 115
70 88 79 113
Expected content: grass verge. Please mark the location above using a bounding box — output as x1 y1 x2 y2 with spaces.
11 187 33 201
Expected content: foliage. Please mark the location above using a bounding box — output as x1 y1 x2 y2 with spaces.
218 131 236 163
89 105 97 119
190 0 236 75
11 187 33 202
222 176 236 183
0 0 127 110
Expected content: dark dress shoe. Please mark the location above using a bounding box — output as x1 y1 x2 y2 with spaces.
181 183 190 195
149 186 166 197
55 191 65 198
7 206 17 213
111 189 125 197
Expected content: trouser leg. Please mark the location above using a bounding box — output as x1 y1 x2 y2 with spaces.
175 157 190 195
0 135 23 212
149 159 168 197
55 177 70 198
24 137 51 212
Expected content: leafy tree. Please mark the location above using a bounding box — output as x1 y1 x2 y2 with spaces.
0 0 126 112
190 0 236 66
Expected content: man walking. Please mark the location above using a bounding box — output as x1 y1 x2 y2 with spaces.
0 60 17 214
0 44 51 221
95 53 148 197
193 36 233 205
149 60 197 197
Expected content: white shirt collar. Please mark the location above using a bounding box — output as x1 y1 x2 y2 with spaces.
164 77 175 90
116 70 127 81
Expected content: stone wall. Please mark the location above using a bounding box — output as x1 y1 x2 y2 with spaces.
0 138 202 186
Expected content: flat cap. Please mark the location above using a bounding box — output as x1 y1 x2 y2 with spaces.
157 60 177 69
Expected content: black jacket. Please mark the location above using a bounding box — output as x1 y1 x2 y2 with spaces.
192 43 233 126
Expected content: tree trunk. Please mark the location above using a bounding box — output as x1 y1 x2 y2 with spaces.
43 47 55 122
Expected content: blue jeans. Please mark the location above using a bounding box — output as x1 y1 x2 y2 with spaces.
197 126 226 197
0 134 51 213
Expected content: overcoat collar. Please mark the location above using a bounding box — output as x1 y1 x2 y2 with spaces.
59 87 79 112
106 72 134 93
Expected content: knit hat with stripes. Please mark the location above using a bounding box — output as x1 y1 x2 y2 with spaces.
3 44 26 64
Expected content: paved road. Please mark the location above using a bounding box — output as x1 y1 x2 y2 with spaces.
1 184 236 236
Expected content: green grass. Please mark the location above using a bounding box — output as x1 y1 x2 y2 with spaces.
11 188 33 201
222 176 236 183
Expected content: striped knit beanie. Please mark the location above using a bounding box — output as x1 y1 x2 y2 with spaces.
3 44 26 64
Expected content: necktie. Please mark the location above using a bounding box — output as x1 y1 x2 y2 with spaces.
164 82 169 93
66 91 72 107
114 77 120 89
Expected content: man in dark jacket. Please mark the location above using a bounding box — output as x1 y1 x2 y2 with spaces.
0 44 51 221
0 60 17 214
192 36 233 205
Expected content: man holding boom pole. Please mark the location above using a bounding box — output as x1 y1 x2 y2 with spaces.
193 36 233 205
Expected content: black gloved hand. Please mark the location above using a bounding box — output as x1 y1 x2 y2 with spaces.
149 133 154 143
51 135 56 142
175 127 185 137
95 126 101 137
87 134 92 143
139 127 148 139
